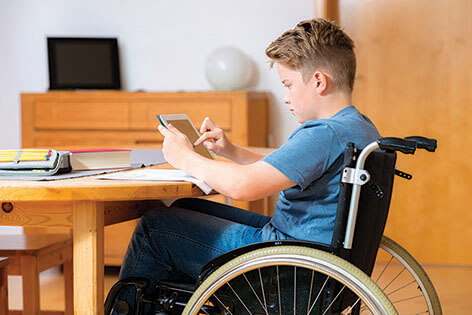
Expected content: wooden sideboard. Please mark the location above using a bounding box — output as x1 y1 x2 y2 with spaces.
22 91 268 148
21 91 270 265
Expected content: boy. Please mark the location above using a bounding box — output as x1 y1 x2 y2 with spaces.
116 18 380 311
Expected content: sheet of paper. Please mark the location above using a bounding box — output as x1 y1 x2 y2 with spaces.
98 169 213 194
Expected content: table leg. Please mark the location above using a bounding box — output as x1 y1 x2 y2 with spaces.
73 201 104 315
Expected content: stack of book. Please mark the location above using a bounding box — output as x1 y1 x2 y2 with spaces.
0 148 166 176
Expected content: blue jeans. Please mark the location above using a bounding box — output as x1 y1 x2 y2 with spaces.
116 198 286 311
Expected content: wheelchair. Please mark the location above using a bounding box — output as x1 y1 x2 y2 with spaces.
105 136 442 315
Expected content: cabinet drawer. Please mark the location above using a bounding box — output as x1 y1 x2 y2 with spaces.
34 101 129 130
130 101 232 131
32 130 150 147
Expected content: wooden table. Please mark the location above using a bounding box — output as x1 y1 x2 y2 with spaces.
0 167 207 314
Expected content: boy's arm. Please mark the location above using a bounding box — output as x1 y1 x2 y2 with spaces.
159 124 295 200
183 154 294 200
221 144 265 165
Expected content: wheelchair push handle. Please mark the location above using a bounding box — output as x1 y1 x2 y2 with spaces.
377 137 417 154
404 136 437 152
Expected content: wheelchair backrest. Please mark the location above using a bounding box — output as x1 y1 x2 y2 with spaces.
331 143 397 276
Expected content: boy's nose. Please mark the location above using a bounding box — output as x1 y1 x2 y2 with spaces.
283 94 290 104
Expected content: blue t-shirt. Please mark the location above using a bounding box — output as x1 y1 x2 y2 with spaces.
261 106 380 244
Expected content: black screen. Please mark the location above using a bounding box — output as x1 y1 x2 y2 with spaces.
48 38 121 90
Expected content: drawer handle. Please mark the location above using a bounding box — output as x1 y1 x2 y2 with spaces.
1 202 13 213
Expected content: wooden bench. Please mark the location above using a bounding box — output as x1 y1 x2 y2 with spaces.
0 257 8 315
0 234 72 315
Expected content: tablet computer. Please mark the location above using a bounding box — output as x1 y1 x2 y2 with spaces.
157 114 213 160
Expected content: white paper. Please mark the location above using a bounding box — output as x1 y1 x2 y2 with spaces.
98 169 213 194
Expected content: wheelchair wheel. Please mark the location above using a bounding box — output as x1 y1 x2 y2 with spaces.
183 246 397 314
368 236 442 314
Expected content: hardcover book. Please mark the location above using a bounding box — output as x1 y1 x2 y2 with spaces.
69 149 131 171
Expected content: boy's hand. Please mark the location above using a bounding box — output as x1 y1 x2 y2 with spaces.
194 117 234 157
158 124 195 169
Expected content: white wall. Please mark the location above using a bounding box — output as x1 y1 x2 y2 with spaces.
0 0 313 233
0 0 314 149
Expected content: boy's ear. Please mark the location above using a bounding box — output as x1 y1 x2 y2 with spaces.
313 71 328 95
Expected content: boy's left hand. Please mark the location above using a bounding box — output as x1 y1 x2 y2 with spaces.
158 124 195 169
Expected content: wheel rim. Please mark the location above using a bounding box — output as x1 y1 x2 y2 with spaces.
185 247 396 315
361 236 442 314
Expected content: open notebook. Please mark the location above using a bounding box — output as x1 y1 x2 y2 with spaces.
98 169 213 194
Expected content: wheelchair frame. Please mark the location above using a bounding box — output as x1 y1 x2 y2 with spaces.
105 136 441 315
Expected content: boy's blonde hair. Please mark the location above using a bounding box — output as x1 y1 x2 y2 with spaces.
266 18 356 93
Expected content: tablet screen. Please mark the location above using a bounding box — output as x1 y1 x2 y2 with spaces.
165 119 213 159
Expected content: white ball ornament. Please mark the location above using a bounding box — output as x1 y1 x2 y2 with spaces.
205 46 253 91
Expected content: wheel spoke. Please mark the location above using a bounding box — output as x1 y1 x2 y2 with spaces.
199 305 211 315
343 297 361 314
294 266 297 315
212 293 233 315
258 268 267 311
306 270 315 314
386 279 416 296
382 266 406 291
391 294 424 304
322 286 345 315
277 265 282 315
227 282 252 314
243 273 268 314
307 275 330 314
375 255 394 283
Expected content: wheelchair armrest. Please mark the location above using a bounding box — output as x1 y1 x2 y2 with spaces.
197 240 336 283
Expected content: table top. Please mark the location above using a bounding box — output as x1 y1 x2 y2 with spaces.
0 147 275 203
0 165 204 202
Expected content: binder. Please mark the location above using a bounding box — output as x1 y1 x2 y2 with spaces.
0 149 71 176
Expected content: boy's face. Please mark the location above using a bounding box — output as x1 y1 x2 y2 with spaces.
277 63 319 124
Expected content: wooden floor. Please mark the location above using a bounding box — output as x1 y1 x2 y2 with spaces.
6 265 472 313
422 265 472 312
